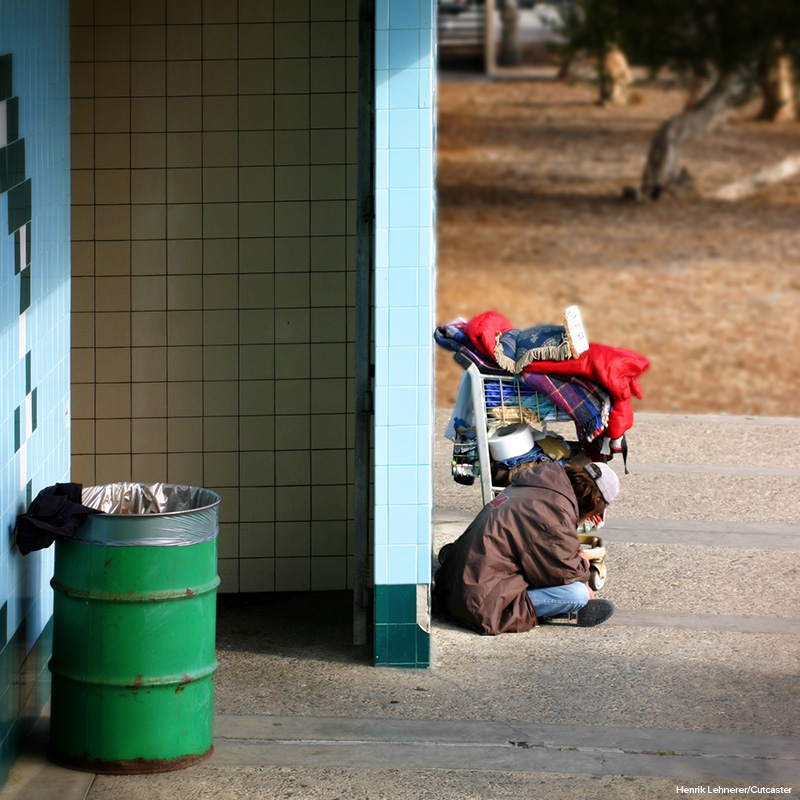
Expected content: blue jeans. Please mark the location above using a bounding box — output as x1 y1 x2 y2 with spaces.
527 581 589 618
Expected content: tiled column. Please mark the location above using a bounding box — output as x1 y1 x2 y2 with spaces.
372 0 435 667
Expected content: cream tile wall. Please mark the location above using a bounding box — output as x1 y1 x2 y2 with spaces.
70 0 359 592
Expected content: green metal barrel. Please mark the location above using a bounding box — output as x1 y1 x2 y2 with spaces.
48 483 220 774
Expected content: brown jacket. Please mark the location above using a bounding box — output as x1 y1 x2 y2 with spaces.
433 462 589 635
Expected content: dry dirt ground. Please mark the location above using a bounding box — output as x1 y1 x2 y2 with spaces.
435 77 800 418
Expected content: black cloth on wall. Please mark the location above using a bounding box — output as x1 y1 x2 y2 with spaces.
15 483 101 555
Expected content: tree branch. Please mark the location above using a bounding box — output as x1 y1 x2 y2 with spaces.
707 154 800 200
641 72 741 198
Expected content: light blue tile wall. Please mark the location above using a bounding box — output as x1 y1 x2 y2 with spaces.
373 0 436 667
0 0 71 785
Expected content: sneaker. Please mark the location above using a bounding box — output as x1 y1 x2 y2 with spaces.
577 598 615 627
539 599 615 628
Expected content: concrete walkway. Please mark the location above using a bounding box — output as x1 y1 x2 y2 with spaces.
3 413 799 799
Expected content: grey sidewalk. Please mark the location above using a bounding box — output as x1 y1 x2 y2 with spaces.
3 413 799 799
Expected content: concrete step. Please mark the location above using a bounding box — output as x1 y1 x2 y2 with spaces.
437 513 800 550
211 714 799 784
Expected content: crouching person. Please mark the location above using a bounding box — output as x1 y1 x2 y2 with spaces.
433 460 619 634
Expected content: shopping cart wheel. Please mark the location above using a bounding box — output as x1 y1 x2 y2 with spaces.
588 566 605 592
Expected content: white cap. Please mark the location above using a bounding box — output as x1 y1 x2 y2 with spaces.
584 462 620 504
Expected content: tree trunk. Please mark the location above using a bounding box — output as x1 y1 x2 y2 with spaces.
641 72 739 199
684 74 709 109
602 45 632 105
498 0 523 67
758 56 796 122
557 51 578 81
683 63 716 110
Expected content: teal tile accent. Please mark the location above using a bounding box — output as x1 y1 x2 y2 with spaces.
416 624 430 664
0 149 9 194
6 97 18 142
19 265 30 312
387 622 416 664
375 583 416 624
0 54 10 99
389 583 416 622
375 584 389 624
8 179 31 234
374 621 429 668
373 583 430 668
374 622 389 664
5 140 25 191
14 229 22 274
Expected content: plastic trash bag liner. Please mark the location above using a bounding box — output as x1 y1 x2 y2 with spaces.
79 482 220 546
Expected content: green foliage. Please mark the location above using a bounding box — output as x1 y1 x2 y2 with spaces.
553 0 626 100
553 1 611 64
561 0 800 77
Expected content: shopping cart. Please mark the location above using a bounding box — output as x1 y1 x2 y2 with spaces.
450 351 610 590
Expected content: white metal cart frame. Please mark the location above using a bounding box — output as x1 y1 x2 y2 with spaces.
454 353 609 591
455 353 571 505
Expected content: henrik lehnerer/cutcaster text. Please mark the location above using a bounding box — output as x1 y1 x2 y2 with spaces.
676 788 793 795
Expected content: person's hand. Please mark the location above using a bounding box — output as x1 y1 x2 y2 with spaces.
578 549 590 566
584 582 595 600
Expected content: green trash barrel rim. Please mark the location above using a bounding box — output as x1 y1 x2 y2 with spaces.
75 482 220 547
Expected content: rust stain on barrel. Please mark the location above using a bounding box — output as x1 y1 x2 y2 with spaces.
50 748 214 775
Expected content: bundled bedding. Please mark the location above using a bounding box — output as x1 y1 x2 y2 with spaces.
434 310 649 448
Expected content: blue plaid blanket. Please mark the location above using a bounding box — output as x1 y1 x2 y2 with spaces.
434 321 610 441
